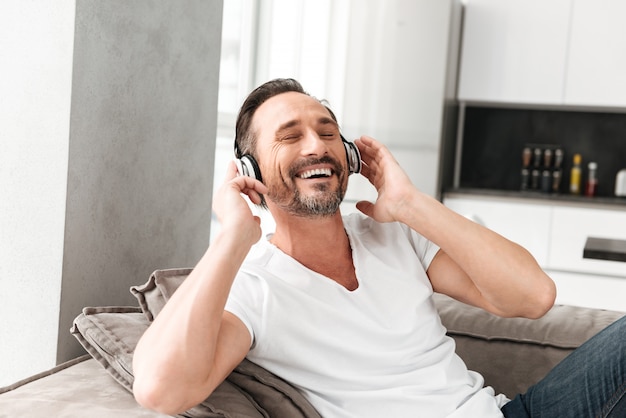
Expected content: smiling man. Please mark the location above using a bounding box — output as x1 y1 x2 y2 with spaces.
132 79 625 417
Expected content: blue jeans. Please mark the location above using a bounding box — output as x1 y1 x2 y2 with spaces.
502 315 626 417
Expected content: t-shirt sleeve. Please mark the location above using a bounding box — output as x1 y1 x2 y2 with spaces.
224 272 264 349
405 227 441 271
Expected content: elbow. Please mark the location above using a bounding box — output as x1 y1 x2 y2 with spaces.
132 346 211 414
133 374 207 415
133 376 179 415
525 273 557 319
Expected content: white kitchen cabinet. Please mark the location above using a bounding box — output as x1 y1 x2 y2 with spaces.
458 0 572 104
443 195 552 266
548 206 626 278
564 0 626 107
459 0 626 109
444 193 626 311
548 270 626 311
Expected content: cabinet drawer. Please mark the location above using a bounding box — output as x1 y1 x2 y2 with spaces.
444 197 551 266
548 207 626 277
548 269 626 311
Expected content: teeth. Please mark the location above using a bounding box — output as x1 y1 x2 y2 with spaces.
300 168 332 179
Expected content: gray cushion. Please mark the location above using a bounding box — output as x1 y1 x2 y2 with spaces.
130 268 192 321
433 293 625 398
71 306 261 417
0 356 172 418
71 306 144 392
72 304 320 417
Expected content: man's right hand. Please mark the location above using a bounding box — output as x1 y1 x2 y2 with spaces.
213 160 268 245
133 160 264 414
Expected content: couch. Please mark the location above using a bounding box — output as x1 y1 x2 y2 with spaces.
1 268 623 417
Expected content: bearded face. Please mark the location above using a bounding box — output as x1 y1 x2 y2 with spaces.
249 91 352 218
266 155 348 218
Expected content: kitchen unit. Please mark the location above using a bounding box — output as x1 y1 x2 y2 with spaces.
444 0 626 311
458 0 571 105
458 0 626 108
444 193 626 311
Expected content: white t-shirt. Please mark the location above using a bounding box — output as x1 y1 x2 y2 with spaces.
225 213 508 417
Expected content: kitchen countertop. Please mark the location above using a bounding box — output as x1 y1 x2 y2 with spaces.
444 188 626 209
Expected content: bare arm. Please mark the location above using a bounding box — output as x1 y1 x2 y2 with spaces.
354 136 555 319
132 161 268 414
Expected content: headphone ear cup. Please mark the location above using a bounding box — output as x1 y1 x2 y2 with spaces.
343 140 362 175
236 155 263 183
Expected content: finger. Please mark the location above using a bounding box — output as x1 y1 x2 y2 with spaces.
356 136 387 167
231 179 268 209
243 176 269 195
229 169 268 193
355 138 375 164
361 136 394 159
361 152 381 180
225 160 239 180
359 163 376 186
359 162 371 177
245 188 264 205
357 135 377 147
355 200 374 218
357 135 381 153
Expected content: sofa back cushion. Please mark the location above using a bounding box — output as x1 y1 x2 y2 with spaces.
130 269 626 403
433 293 625 398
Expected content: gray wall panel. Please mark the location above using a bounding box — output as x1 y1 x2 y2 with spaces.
57 0 223 363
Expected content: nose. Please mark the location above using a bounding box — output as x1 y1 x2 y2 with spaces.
300 130 330 156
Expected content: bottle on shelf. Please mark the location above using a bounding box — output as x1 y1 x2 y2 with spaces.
569 153 582 195
585 162 598 197
520 147 531 190
552 148 564 193
531 147 541 190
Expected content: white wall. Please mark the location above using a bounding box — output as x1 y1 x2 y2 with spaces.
0 0 76 387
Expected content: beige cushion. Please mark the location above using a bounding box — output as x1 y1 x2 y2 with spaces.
72 301 320 417
433 293 625 398
71 307 144 392
0 357 172 418
130 268 192 321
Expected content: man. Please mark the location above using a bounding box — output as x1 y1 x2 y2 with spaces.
133 79 625 417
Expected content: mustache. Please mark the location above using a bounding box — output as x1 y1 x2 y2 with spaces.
288 155 344 178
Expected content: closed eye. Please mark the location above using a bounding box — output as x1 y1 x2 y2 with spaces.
279 133 301 142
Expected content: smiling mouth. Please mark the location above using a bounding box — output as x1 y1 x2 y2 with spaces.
298 168 333 179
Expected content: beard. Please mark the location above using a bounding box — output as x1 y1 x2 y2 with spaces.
291 182 344 216
267 156 347 218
